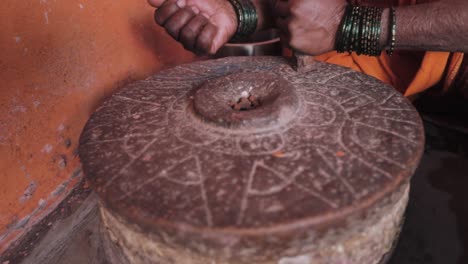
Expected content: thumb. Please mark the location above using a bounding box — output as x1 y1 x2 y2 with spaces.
210 28 231 54
147 0 166 8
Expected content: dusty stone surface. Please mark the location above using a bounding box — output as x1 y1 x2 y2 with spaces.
79 56 425 263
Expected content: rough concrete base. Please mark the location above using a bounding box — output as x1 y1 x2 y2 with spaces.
19 193 103 264
100 184 409 264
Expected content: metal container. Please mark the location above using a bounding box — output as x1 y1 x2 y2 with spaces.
215 29 281 58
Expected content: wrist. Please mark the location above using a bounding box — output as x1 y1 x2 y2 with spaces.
380 8 390 50
225 1 239 39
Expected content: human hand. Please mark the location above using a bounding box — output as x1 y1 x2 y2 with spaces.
148 0 238 55
272 0 347 55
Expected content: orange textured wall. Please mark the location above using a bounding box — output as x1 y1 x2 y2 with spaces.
0 0 196 252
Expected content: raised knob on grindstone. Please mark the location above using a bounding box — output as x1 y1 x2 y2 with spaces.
192 72 299 130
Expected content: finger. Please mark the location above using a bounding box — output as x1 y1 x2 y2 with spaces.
195 23 218 54
180 15 209 51
154 0 179 25
147 0 165 8
273 0 290 18
165 7 197 40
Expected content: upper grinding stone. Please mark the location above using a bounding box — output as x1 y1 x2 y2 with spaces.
79 56 424 234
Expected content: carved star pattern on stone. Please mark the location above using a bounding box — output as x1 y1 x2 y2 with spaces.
79 57 424 230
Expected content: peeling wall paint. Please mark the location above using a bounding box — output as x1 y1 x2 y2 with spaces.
0 0 196 253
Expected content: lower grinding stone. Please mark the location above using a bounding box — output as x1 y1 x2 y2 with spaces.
79 57 425 264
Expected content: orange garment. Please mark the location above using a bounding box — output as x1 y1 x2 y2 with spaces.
315 0 464 97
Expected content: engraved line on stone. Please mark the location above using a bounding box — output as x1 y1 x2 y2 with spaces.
348 131 408 169
353 121 418 145
359 116 420 126
378 93 413 111
337 121 393 179
175 126 221 147
102 137 159 189
297 102 337 127
339 94 361 104
345 98 377 114
354 143 407 169
114 95 162 107
379 107 414 111
236 160 258 225
122 137 138 159
195 155 214 227
256 161 338 208
339 141 394 179
322 84 376 99
83 130 165 145
235 134 286 156
379 93 396 105
315 147 357 197
249 166 305 196
316 71 351 84
117 149 195 201
81 122 114 138
300 91 349 118
290 181 339 209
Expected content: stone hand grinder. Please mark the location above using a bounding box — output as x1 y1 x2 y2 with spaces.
79 48 425 263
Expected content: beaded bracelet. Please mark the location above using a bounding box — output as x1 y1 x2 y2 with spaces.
386 7 396 56
227 0 258 43
336 5 395 57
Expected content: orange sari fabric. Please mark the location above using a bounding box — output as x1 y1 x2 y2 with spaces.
314 0 464 97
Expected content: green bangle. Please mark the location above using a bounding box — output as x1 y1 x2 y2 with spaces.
227 0 258 43
386 7 396 56
336 5 384 56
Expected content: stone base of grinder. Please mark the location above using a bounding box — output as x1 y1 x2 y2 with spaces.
100 183 408 264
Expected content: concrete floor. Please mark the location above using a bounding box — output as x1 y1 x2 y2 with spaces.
389 120 468 264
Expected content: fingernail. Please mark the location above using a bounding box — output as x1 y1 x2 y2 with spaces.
191 6 200 14
176 0 186 8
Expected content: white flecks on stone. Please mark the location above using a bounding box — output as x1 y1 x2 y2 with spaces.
240 91 249 98
278 255 311 264
14 36 21 43
216 189 226 197
41 144 53 153
33 100 41 108
79 3 84 9
264 202 284 213
335 244 345 253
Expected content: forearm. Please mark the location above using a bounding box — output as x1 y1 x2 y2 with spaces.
380 0 468 52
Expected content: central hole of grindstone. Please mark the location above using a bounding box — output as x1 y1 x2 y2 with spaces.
229 92 261 111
